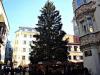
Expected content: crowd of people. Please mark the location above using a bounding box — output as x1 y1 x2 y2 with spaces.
0 65 28 75
0 64 91 75
29 64 92 75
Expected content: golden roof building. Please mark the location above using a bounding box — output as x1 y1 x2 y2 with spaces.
64 34 83 63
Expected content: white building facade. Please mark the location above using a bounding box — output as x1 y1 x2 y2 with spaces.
13 27 36 67
73 0 100 75
67 43 83 63
63 35 83 63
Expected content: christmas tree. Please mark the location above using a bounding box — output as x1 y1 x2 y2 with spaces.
30 1 68 64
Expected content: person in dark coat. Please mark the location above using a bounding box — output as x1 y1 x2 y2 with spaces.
0 65 4 75
11 67 15 75
23 67 26 75
36 69 44 75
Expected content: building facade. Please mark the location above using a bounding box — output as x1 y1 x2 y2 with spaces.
63 35 83 63
13 27 36 67
0 0 10 63
5 40 13 64
73 0 100 75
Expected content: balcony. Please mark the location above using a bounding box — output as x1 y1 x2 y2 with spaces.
75 1 96 20
80 31 100 47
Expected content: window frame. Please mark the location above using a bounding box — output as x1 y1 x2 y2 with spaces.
74 46 78 51
73 56 77 60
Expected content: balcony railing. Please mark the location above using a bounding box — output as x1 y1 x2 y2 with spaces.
75 1 96 20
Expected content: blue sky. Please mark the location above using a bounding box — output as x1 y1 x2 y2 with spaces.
3 0 74 41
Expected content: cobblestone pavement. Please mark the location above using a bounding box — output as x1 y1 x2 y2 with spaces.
7 72 29 75
16 72 29 75
18 72 29 75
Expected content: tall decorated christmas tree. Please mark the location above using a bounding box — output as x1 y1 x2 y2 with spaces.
30 1 68 64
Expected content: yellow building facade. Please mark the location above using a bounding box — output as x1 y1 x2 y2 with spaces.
64 35 83 63
13 27 36 67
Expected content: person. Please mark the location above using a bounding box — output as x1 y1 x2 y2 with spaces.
19 66 22 75
0 65 4 75
11 67 15 75
29 64 32 75
23 67 26 75
5 66 10 75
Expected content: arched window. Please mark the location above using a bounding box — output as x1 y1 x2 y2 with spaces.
87 16 94 32
83 25 87 32
80 20 87 33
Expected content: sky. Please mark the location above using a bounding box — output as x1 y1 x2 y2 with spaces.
3 0 74 42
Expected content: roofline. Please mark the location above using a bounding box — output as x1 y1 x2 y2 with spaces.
15 27 36 33
0 1 10 31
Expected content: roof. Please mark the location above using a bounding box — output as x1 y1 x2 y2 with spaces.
64 34 80 44
15 27 36 33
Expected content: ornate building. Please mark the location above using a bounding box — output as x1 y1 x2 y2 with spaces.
0 0 10 63
72 0 100 75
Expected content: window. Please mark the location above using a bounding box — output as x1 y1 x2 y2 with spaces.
30 35 32 38
15 47 18 51
16 34 19 37
14 55 16 59
22 56 25 60
80 56 83 60
73 56 77 60
68 56 71 60
87 17 94 32
98 4 100 6
0 27 3 34
24 34 27 37
15 40 18 44
67 46 71 51
29 48 31 52
74 46 78 51
84 50 92 57
83 25 87 32
99 53 100 63
80 20 88 33
23 41 26 44
23 48 26 52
